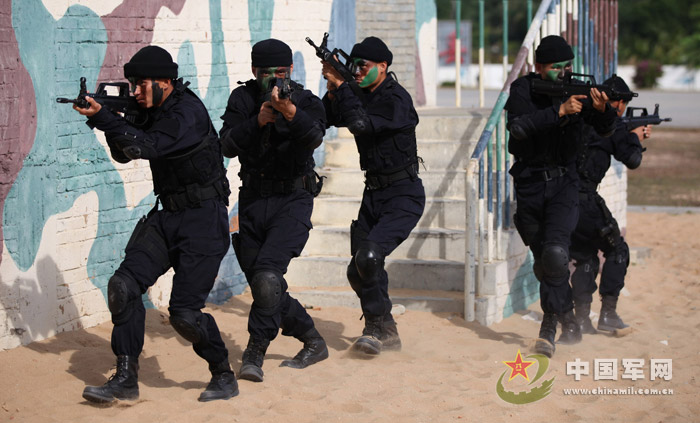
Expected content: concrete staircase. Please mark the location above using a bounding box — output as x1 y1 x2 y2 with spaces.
286 108 489 314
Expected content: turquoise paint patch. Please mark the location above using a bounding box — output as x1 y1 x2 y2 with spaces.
6 0 153 308
177 41 200 93
7 1 107 270
178 0 229 133
503 251 541 318
248 0 274 46
201 0 229 132
315 0 356 167
415 0 436 39
291 51 306 87
176 0 244 303
318 0 355 99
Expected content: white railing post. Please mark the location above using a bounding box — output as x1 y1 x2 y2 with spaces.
465 159 479 322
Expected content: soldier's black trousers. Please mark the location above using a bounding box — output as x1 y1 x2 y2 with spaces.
570 191 628 304
351 177 425 317
111 198 230 364
513 169 579 315
236 188 315 341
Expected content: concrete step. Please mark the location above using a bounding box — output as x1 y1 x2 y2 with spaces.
312 196 467 230
414 108 489 141
303 225 465 261
324 138 478 170
288 286 465 315
333 108 488 144
286 256 464 291
318 168 466 199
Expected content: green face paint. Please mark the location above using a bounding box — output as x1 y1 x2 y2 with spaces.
545 60 572 82
359 66 378 88
256 67 278 91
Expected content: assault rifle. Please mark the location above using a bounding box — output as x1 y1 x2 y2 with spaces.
306 32 365 101
261 68 294 103
56 77 147 125
621 104 672 131
259 69 295 153
531 71 638 104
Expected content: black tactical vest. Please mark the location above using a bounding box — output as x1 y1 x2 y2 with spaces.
149 85 230 209
356 79 418 174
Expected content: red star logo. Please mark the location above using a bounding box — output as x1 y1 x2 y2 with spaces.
503 350 535 382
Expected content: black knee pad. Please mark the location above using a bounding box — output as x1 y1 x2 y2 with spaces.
169 309 210 344
607 241 630 266
541 245 569 280
251 271 283 315
354 241 385 280
346 258 363 293
108 273 141 325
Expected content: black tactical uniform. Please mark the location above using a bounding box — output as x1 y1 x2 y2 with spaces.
505 36 616 357
323 37 426 355
570 76 643 335
219 39 328 382
80 46 237 403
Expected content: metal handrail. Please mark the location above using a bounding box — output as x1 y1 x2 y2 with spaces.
465 0 619 322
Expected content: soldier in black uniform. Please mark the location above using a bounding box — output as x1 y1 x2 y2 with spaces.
73 46 237 402
505 35 617 357
219 39 328 382
570 75 646 336
321 36 425 356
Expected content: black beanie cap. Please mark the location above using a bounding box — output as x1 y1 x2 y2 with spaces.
350 36 393 66
251 39 293 68
535 35 574 64
123 45 178 79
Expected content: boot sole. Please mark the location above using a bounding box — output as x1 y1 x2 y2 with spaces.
198 387 240 402
598 324 632 337
580 326 598 335
238 364 264 382
352 338 382 355
280 348 329 369
534 338 555 358
82 389 138 404
557 334 583 345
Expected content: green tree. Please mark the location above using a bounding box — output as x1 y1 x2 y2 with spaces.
435 0 700 68
679 3 700 68
436 0 529 62
618 0 698 66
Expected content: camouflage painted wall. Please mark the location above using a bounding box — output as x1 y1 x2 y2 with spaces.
0 0 438 350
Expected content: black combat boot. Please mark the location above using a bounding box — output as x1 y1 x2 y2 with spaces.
198 360 239 402
238 337 269 382
534 313 557 358
280 328 329 369
352 315 384 355
82 355 139 403
380 315 402 351
574 302 598 335
598 295 630 335
557 309 583 344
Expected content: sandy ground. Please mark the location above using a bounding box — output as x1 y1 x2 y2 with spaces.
1 211 699 423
